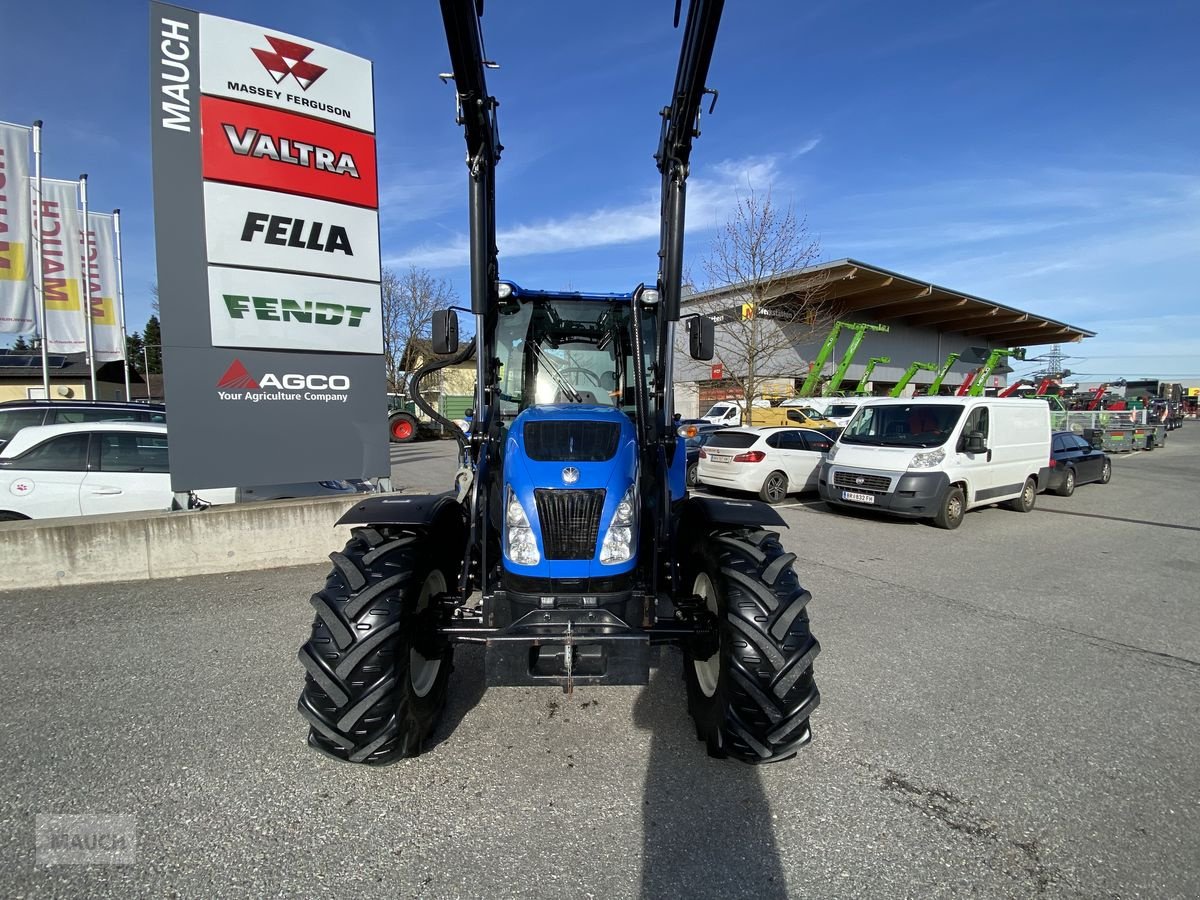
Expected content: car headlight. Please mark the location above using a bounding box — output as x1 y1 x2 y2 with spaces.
908 447 945 469
600 485 637 565
504 487 541 566
826 443 840 462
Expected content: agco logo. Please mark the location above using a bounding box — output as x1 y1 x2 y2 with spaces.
216 359 350 403
252 36 327 91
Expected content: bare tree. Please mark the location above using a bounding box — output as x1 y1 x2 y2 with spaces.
697 188 829 425
381 266 457 392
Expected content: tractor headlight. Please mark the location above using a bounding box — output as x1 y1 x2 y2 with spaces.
908 447 945 469
504 487 541 566
600 485 637 565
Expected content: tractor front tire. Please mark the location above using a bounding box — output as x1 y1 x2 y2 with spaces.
298 526 454 764
683 528 820 764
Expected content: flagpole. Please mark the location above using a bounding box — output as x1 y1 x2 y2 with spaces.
78 174 97 399
31 121 50 398
112 208 132 400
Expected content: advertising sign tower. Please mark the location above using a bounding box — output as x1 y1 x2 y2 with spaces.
149 3 388 490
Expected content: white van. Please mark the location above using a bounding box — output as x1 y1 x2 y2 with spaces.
788 396 874 427
817 397 1050 529
700 399 770 426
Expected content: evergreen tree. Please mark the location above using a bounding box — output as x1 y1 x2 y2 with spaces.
142 316 162 374
11 335 31 353
126 331 145 373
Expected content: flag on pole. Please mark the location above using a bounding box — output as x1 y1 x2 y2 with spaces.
86 211 124 361
39 178 86 353
0 122 36 332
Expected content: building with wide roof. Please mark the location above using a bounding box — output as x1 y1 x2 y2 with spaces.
674 258 1095 415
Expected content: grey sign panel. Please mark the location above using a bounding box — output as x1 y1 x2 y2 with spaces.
149 2 387 492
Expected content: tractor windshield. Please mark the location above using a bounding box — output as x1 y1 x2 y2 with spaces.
494 298 657 418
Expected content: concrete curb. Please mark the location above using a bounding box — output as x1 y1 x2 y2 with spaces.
0 496 360 590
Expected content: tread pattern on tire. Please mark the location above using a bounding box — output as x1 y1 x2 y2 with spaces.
688 528 820 763
297 527 450 764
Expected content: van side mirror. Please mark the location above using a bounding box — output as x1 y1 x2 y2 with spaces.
432 309 459 355
964 431 986 454
688 316 715 361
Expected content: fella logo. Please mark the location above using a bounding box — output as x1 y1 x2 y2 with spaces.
252 36 327 91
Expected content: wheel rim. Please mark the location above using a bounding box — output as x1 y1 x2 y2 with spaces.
410 570 446 698
391 419 413 440
1102 462 1111 482
691 572 720 699
687 465 698 486
766 474 786 502
948 494 963 521
1024 482 1035 505
1065 471 1074 491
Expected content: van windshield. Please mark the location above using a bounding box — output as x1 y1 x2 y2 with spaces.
826 404 859 418
706 405 733 417
841 404 963 448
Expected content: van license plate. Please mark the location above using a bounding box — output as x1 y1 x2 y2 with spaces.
842 490 875 504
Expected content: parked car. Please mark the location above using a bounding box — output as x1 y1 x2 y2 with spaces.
0 399 167 450
818 397 1051 529
0 422 373 521
1046 431 1112 496
697 426 835 503
682 423 726 487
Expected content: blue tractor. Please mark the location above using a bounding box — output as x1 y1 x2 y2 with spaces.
297 0 820 764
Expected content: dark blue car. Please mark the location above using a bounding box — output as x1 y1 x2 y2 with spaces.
1047 431 1112 496
684 424 727 487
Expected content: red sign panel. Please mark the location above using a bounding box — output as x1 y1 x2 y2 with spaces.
711 363 724 380
200 96 378 208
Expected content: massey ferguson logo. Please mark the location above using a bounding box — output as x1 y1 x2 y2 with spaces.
216 359 350 403
222 124 360 178
252 36 326 91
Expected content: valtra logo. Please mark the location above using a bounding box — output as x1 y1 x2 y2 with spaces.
216 359 350 403
253 36 327 91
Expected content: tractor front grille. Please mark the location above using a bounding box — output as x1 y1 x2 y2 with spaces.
534 489 605 560
833 471 891 492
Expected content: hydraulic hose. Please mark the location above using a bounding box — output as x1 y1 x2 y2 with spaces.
409 337 477 461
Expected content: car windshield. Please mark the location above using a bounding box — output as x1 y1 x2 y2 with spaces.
494 298 656 419
841 404 963 448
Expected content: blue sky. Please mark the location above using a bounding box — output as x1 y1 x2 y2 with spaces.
3 0 1197 382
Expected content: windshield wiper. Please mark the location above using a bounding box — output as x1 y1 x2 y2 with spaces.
532 344 583 402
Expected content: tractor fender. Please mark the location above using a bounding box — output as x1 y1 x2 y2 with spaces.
335 493 466 530
679 495 788 530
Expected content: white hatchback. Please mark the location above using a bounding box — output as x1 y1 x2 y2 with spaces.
0 422 372 522
696 427 835 504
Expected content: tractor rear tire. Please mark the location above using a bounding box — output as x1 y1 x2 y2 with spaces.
297 526 454 764
683 528 820 764
388 412 419 443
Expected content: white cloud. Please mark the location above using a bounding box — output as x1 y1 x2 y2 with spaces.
384 143 818 268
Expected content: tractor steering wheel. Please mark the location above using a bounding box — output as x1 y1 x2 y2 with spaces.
559 367 603 387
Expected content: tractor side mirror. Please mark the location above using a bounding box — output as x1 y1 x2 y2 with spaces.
432 309 459 355
964 431 986 454
688 316 715 361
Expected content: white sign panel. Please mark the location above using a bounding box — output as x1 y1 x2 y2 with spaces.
85 212 125 361
208 266 383 354
0 123 35 332
203 182 380 282
199 14 375 132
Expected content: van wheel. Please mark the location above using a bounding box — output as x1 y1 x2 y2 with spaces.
1007 477 1037 513
933 485 965 530
759 471 789 504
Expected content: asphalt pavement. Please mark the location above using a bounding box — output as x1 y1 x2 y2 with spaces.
1 428 1197 898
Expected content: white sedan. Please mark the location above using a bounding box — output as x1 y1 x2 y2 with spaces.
697 426 835 504
0 422 371 522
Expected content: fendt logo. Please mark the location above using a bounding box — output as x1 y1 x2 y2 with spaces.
252 36 327 91
216 359 350 403
222 294 371 328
